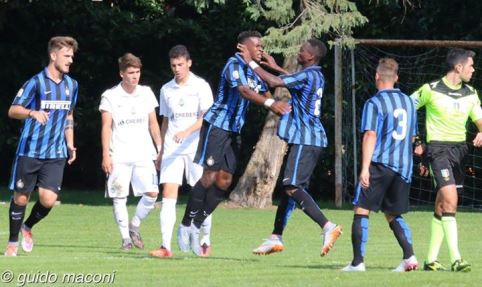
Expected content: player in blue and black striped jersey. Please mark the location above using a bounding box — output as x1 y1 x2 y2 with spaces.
342 58 418 272
239 39 342 257
177 31 291 255
5 36 79 257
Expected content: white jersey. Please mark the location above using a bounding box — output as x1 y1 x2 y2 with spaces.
99 83 159 163
159 72 213 156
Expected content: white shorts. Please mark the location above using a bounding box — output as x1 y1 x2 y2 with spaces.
105 161 159 198
160 154 203 186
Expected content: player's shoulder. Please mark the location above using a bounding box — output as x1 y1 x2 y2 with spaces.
161 78 177 90
101 84 120 99
190 72 210 86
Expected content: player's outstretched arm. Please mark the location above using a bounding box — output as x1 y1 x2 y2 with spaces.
237 85 291 116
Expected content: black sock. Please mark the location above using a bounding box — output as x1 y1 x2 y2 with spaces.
24 200 51 229
290 188 328 228
193 185 225 229
352 214 369 266
389 216 414 259
272 193 295 235
181 181 208 226
9 197 26 242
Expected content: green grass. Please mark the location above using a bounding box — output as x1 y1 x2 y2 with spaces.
0 190 481 286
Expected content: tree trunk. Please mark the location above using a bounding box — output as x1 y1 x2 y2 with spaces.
229 57 298 208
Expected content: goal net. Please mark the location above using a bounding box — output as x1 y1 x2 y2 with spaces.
342 41 482 210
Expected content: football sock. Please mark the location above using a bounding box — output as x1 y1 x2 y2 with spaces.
352 214 369 266
426 213 444 263
24 200 52 229
200 214 212 246
181 181 207 226
389 216 414 259
8 197 26 242
193 185 225 229
441 213 461 263
131 194 157 228
160 197 177 251
290 188 328 228
272 193 296 236
113 197 130 239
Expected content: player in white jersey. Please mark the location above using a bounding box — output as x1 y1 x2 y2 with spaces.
99 53 162 251
149 45 214 258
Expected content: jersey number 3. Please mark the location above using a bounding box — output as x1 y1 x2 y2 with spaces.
392 108 407 140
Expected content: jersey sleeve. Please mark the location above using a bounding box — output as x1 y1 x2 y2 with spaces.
146 87 159 111
410 83 431 109
12 78 37 107
224 60 248 88
280 70 307 92
99 91 112 113
199 81 214 113
360 100 379 132
69 79 79 112
158 86 169 117
469 91 482 121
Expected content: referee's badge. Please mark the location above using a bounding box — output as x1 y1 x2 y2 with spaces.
206 156 215 167
16 179 24 189
441 169 450 181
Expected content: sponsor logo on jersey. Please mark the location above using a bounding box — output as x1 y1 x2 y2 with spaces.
41 100 71 110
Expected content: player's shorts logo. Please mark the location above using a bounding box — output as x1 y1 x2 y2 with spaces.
441 169 450 181
206 156 215 167
16 179 24 189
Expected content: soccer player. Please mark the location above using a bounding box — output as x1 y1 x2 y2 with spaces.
341 58 418 272
177 31 291 255
5 36 79 256
99 53 162 251
411 48 482 272
238 39 343 256
149 45 214 258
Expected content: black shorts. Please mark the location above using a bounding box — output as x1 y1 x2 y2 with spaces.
353 163 410 215
8 156 67 193
427 142 467 189
194 121 240 174
282 144 322 189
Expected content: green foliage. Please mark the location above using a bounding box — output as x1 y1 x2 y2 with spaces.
244 0 368 55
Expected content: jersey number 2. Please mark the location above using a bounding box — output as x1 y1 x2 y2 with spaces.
392 108 407 140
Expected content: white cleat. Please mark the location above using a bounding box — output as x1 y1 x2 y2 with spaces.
393 255 418 272
252 235 284 255
321 224 342 256
341 262 366 272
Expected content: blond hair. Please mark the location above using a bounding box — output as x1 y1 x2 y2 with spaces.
376 58 398 82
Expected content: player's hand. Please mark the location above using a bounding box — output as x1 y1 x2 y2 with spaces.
359 169 370 189
269 101 291 116
414 144 425 156
30 110 50 125
173 131 189 144
102 156 113 175
260 52 279 70
473 132 482 147
67 145 76 165
419 163 429 177
236 43 252 63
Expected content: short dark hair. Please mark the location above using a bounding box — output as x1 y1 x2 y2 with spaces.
446 48 475 71
48 36 78 54
237 31 262 44
118 53 142 72
306 38 327 63
169 45 190 60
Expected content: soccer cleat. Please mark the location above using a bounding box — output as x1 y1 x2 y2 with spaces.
4 243 18 257
341 262 366 272
177 224 191 252
189 225 201 256
149 246 173 258
121 238 133 251
321 224 342 257
200 243 211 257
252 235 284 255
423 260 446 271
21 225 34 253
451 259 471 272
129 225 144 249
393 255 418 272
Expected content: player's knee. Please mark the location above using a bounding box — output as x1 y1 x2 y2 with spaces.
215 171 232 190
13 193 29 206
284 186 297 196
144 191 158 198
200 171 217 187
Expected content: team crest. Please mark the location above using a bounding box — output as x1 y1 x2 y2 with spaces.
441 169 450 181
16 179 24 189
206 156 215 167
65 88 70 96
232 70 240 80
179 98 185 107
16 88 24 98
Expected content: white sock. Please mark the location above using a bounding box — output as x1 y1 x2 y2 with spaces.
200 214 212 246
131 194 157 228
113 197 129 239
160 198 177 251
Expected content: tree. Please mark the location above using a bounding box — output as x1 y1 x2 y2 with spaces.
229 0 368 207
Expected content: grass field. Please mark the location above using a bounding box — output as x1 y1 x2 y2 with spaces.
0 189 480 287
